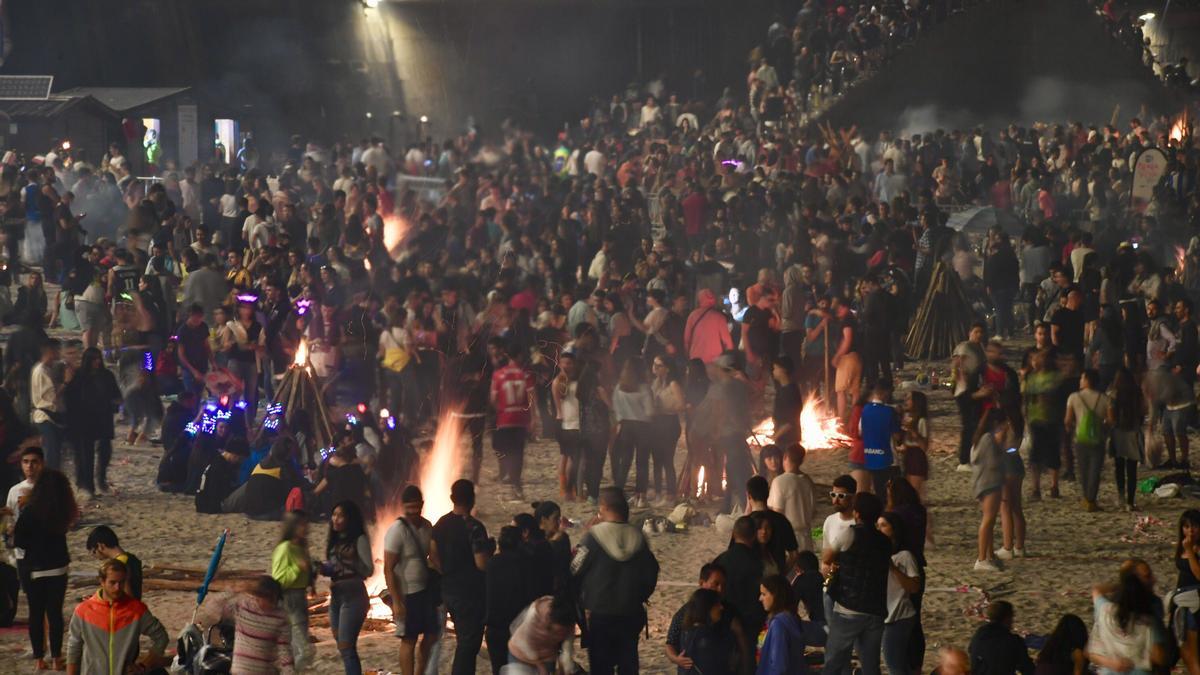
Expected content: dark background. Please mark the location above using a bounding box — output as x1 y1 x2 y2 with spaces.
2 0 1182 153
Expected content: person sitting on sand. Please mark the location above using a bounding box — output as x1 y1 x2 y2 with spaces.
194 436 249 514
967 601 1034 675
223 437 305 520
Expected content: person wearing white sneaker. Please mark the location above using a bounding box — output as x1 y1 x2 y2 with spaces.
971 408 1012 573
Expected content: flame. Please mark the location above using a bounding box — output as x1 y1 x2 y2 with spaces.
799 394 850 449
695 466 706 498
1177 245 1187 277
419 408 465 521
383 214 410 257
293 338 309 367
746 418 775 447
364 408 465 621
1171 117 1187 142
363 257 372 272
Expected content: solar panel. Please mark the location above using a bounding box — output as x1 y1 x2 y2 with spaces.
0 76 54 100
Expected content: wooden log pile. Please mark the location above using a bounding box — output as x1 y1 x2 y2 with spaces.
268 361 336 450
904 261 974 360
140 564 262 594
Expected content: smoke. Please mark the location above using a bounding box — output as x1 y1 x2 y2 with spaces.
894 76 1160 137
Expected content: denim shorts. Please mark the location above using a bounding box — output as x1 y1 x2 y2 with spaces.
1165 406 1193 437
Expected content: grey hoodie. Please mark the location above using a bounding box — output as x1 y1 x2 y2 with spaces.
570 521 659 617
779 264 807 333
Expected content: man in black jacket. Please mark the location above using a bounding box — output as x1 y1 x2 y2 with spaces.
715 516 766 644
571 487 659 674
821 492 890 675
967 601 1034 675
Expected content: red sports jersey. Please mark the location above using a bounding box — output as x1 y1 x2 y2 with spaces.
491 362 535 428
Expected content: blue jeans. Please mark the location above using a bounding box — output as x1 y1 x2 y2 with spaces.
822 610 884 675
181 367 205 395
35 421 63 471
882 617 916 675
329 580 368 675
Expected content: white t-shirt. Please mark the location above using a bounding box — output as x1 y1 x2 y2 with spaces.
559 381 581 431
6 479 33 559
383 517 432 595
583 150 606 177
885 550 919 623
248 219 277 251
219 194 239 218
821 512 854 552
768 472 816 552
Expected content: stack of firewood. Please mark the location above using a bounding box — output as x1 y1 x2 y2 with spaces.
905 261 974 360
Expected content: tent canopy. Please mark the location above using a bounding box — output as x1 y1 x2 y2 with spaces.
946 206 1024 236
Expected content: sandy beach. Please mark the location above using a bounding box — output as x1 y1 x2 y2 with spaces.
0 361 1186 674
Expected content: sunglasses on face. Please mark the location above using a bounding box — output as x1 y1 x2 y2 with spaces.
829 492 849 499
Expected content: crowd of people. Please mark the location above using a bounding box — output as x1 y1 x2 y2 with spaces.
0 0 1198 673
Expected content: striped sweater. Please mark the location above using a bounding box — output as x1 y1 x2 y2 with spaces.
214 594 295 674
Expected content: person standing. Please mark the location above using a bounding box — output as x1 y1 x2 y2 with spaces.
768 444 817 552
822 492 890 675
226 298 265 422
65 559 168 675
1051 289 1086 364
174 304 212 395
14 469 77 671
831 297 862 423
684 289 733 365
952 322 986 472
484 527 527 675
85 526 143 600
984 229 1021 339
1025 349 1064 500
1064 369 1111 512
611 358 656 506
490 339 535 497
857 384 901 496
707 353 753 514
383 486 439 675
1108 368 1146 511
771 357 803 450
757 574 815 674
716 514 767 643
4 445 43 624
649 357 685 502
860 276 893 389
431 480 493 675
271 510 315 671
321 501 374 675
63 347 121 499
971 409 1012 573
570 487 659 674
30 338 69 470
746 476 799 575
877 513 921 675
